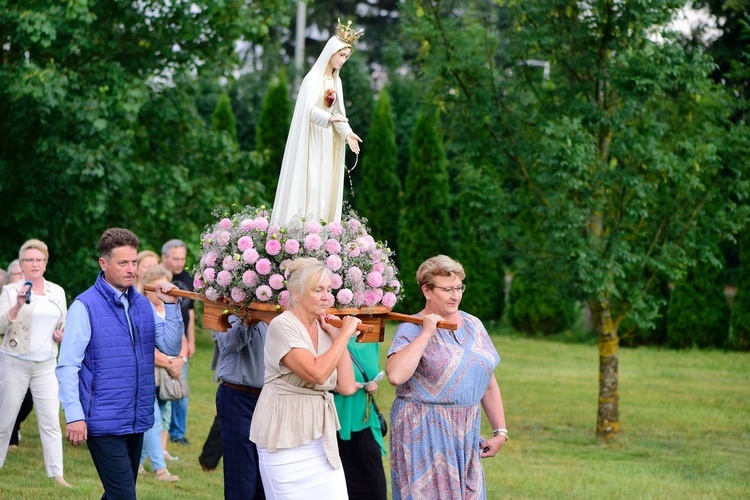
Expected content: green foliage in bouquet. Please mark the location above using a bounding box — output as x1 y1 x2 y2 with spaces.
193 205 403 310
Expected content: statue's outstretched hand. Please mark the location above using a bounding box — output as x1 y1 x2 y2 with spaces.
346 133 362 154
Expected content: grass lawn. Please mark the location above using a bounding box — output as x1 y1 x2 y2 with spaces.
1 318 748 499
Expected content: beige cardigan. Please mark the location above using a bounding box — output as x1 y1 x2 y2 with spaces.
0 279 67 356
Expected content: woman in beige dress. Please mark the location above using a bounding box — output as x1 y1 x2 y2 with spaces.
249 257 361 499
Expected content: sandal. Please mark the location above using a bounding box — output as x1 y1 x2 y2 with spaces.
154 468 179 482
138 464 147 475
163 450 179 461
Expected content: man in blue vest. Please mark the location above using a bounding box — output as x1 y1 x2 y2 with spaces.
56 228 184 498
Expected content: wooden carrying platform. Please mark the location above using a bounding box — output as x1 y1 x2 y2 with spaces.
144 285 457 343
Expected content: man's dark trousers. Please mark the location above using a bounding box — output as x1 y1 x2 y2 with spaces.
87 433 144 499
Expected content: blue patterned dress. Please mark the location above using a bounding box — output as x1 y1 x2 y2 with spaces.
387 311 500 500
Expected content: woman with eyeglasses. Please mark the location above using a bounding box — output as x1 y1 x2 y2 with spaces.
0 239 70 487
385 255 508 500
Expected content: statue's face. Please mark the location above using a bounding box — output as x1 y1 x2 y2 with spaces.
328 48 352 72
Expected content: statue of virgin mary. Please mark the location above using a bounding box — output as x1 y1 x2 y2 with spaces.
270 22 363 227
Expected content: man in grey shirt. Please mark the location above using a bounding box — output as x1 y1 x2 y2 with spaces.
215 316 267 500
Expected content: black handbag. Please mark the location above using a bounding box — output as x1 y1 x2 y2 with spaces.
348 349 387 437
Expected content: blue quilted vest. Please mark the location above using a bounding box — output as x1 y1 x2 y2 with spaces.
75 272 156 436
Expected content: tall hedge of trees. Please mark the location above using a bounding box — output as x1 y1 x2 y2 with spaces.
508 272 577 336
729 233 750 350
398 108 453 313
256 69 291 202
358 89 402 258
667 262 731 349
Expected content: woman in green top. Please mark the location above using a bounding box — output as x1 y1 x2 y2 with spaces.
334 339 387 500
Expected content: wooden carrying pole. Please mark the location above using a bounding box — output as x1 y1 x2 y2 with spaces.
142 285 458 342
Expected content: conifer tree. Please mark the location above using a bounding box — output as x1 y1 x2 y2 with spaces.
358 89 401 258
256 69 291 200
729 233 750 350
211 91 238 144
398 108 453 312
456 166 505 320
667 262 731 349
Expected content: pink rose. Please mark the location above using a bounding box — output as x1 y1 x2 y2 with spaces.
256 258 272 275
336 288 353 305
217 270 232 287
205 287 219 301
331 273 343 289
237 236 254 251
347 244 361 258
305 221 321 233
373 262 385 273
326 255 342 272
255 285 272 301
389 280 401 292
284 239 300 255
243 248 260 264
203 268 216 282
231 287 247 303
347 219 362 230
204 251 218 267
366 271 383 288
327 222 343 236
269 274 285 290
381 292 397 309
193 276 204 289
265 239 282 256
325 238 341 254
216 230 231 247
304 234 322 251
242 270 258 287
218 218 232 229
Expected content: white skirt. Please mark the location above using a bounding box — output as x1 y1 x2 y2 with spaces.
258 437 348 499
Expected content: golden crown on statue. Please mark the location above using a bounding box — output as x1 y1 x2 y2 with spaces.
336 18 364 44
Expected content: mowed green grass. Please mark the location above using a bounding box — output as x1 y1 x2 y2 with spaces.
1 320 748 499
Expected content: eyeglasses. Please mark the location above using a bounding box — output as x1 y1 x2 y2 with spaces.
22 258 46 264
429 284 466 293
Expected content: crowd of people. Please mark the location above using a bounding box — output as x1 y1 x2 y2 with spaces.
0 228 508 499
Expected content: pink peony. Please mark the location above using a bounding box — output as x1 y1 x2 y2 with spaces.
217 270 232 287
327 222 343 236
347 267 363 285
218 218 232 229
347 219 362 230
231 287 247 303
284 239 300 255
366 271 383 288
331 273 343 289
237 236 254 251
381 292 397 309
326 255 342 272
255 285 273 301
193 276 204 289
253 217 269 232
240 218 254 231
242 270 259 287
203 268 216 282
325 238 341 254
279 259 293 273
353 291 365 308
304 234 322 251
336 288 353 305
256 258 272 275
204 251 218 267
347 244 361 258
268 225 281 236
373 262 385 274
269 274 285 290
265 239 282 256
389 280 401 292
279 290 290 307
205 287 220 301
222 255 236 271
305 221 321 234
243 248 260 264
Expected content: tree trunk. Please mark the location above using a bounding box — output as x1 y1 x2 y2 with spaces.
589 299 619 443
